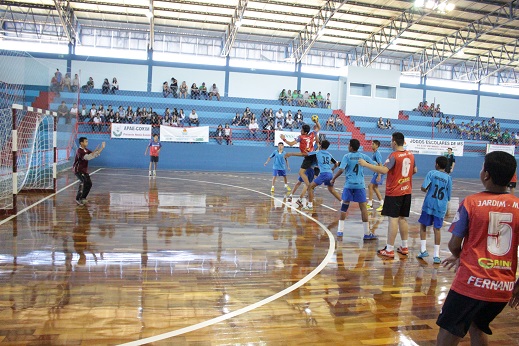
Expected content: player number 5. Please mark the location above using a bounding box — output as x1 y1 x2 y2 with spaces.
487 212 513 256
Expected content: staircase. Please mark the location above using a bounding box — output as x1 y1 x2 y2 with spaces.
333 109 371 148
31 91 57 110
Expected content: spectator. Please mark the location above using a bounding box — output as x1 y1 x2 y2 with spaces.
106 105 114 122
316 92 324 108
294 109 304 128
199 82 208 100
377 117 386 129
72 74 80 92
89 104 97 121
55 69 62 86
162 81 171 98
117 106 126 119
111 78 119 94
335 114 344 131
57 101 68 122
92 113 102 132
190 83 200 100
82 77 94 93
325 114 336 130
502 129 512 144
224 123 232 145
113 112 123 123
324 93 332 109
302 91 310 106
50 74 60 93
170 78 178 98
275 120 283 131
284 113 295 130
309 92 317 108
249 119 259 138
69 103 78 124
232 112 241 126
178 109 186 126
413 101 423 112
79 104 87 122
209 83 220 101
98 104 106 122
279 89 287 105
263 119 274 141
214 124 224 144
275 108 284 128
63 73 71 92
286 90 293 106
260 108 269 126
126 106 134 122
241 107 252 126
188 109 199 126
436 116 444 132
179 81 188 98
101 78 110 94
385 119 393 129
296 90 305 107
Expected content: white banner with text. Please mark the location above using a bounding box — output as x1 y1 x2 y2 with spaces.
486 144 515 156
160 126 209 142
274 130 300 147
405 138 464 156
111 123 152 139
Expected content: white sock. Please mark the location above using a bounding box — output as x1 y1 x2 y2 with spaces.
434 245 440 258
308 202 313 207
402 240 408 248
271 185 274 189
386 244 394 252
338 220 344 233
363 221 369 235
420 240 427 253
284 184 288 187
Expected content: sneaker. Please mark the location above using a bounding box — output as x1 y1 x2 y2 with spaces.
363 233 378 241
433 257 441 264
286 185 291 192
271 187 275 193
75 199 83 206
149 171 152 176
376 205 383 212
397 246 409 256
377 247 394 258
302 205 313 211
81 199 88 204
417 250 429 259
153 171 156 177
337 231 343 237
366 204 373 210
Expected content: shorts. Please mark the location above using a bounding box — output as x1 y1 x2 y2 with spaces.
298 168 315 183
341 188 366 203
150 156 159 163
273 169 286 177
370 173 385 185
301 155 317 170
418 210 444 229
313 172 333 186
381 194 412 218
508 182 516 189
436 289 506 338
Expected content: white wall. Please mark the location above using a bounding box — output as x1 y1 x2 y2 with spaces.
152 66 225 94
72 60 148 91
480 96 519 120
300 78 338 109
229 72 297 99
344 66 401 119
0 56 66 86
399 87 423 110
426 90 477 116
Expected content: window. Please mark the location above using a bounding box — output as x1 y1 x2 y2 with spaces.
375 85 397 99
350 83 371 97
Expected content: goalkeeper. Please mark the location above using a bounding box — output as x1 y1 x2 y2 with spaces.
73 137 106 205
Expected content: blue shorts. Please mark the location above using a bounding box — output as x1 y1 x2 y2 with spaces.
341 188 366 203
298 168 315 183
370 173 385 185
418 211 444 229
273 169 286 177
313 172 333 186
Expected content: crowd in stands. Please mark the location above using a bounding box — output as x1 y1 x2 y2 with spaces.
376 117 393 130
434 115 517 144
162 78 221 101
413 101 443 117
278 89 331 108
49 69 119 95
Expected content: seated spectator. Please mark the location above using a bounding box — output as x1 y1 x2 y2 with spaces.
179 81 188 98
190 83 200 100
212 124 223 144
82 77 94 93
69 103 78 124
275 120 284 131
101 78 110 94
502 129 512 144
309 92 317 108
199 82 208 100
72 74 80 92
335 114 344 131
98 104 106 122
377 117 386 129
92 113 102 132
325 114 336 130
274 108 284 128
286 90 293 106
385 119 393 129
448 116 456 133
57 101 68 121
209 83 220 101
170 78 178 98
435 104 443 117
302 91 310 106
224 124 232 145
79 104 87 122
324 93 332 109
292 90 299 105
249 119 259 138
50 74 60 93
113 112 124 123
126 106 134 122
178 109 186 126
279 89 287 105
427 102 435 116
118 106 126 119
294 109 303 128
89 104 97 121
436 117 444 132
421 101 429 115
162 81 171 97
413 101 423 112
260 108 269 126
316 92 324 108
106 105 114 120
514 132 519 145
284 113 295 130
188 109 199 126
263 119 274 140
63 73 71 92
241 107 252 126
111 78 119 94
296 90 305 107
232 112 241 126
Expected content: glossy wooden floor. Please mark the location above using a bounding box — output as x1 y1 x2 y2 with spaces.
1 168 518 346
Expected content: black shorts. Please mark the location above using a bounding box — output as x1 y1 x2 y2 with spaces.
508 182 516 188
381 194 412 218
436 289 506 338
150 156 159 163
301 155 316 170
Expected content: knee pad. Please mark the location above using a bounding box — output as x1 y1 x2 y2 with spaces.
341 203 350 213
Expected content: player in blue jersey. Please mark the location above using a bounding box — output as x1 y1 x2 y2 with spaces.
417 156 452 264
264 142 291 193
331 139 377 240
367 140 385 212
287 140 341 210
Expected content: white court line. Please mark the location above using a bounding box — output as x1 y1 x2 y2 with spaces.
96 173 337 346
0 168 103 227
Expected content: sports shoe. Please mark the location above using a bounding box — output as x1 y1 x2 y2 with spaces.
377 247 394 259
417 250 429 259
363 233 378 241
271 186 275 193
397 246 409 256
285 185 291 192
75 199 84 206
366 204 373 210
302 205 313 211
81 199 88 204
149 171 152 176
376 205 384 212
153 171 156 177
433 257 441 264
337 231 343 237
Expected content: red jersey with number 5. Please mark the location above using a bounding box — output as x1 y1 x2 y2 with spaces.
384 150 415 196
449 192 519 302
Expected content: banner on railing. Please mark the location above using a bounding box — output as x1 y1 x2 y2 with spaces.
274 130 301 147
111 123 152 139
160 126 209 142
405 138 464 156
486 144 515 156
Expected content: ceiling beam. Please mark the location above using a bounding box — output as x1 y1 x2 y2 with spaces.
402 0 519 76
497 68 518 85
53 0 79 44
290 0 347 63
220 0 248 57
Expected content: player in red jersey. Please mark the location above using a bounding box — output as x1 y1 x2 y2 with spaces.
73 137 105 205
437 151 519 345
359 132 417 258
145 134 162 177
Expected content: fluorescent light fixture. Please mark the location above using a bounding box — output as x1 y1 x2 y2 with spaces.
401 70 422 76
145 10 153 19
500 82 519 87
455 49 465 57
415 0 425 7
446 3 455 11
426 0 436 9
235 18 243 27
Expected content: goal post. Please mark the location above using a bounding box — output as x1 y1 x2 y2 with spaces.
0 104 57 216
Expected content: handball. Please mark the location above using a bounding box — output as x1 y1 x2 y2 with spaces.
311 114 319 123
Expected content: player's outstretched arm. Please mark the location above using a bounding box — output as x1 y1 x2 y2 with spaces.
358 159 389 174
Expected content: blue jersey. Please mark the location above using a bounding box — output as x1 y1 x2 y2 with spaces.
339 152 375 189
421 170 452 218
372 150 384 176
269 150 287 170
308 150 336 174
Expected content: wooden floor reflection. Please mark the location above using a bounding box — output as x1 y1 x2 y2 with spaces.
1 168 518 345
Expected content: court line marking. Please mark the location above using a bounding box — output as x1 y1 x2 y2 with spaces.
97 172 337 346
0 168 103 227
